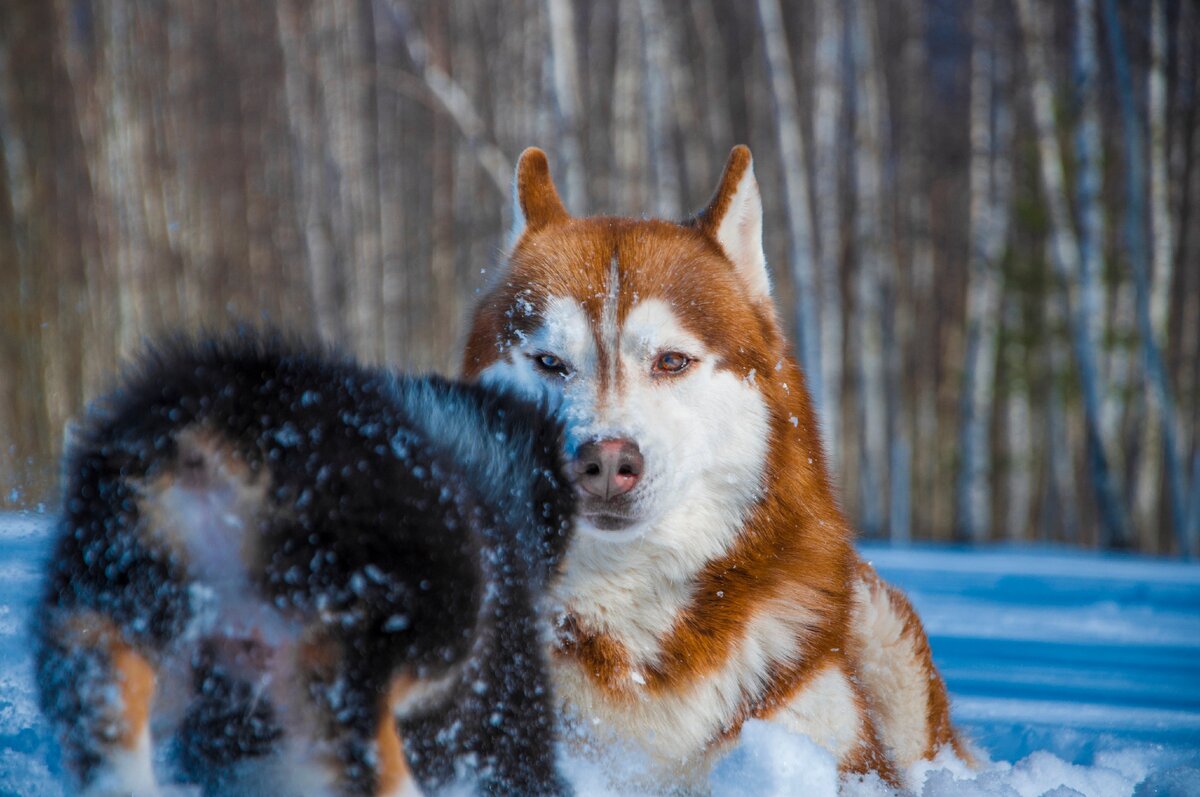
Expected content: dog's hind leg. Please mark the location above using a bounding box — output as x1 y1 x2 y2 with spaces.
279 631 423 797
37 609 161 797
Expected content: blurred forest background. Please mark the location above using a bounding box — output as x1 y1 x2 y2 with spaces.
0 0 1197 555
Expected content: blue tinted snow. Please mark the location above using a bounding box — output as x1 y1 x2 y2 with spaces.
2 515 1198 796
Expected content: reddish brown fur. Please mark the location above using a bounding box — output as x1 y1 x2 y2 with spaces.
463 219 777 383
514 147 570 230
464 147 959 785
553 614 633 699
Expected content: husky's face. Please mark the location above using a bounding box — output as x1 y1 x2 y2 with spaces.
465 148 785 548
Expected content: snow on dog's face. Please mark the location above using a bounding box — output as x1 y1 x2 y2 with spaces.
464 147 783 556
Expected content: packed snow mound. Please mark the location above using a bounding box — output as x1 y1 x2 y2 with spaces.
2 513 1198 796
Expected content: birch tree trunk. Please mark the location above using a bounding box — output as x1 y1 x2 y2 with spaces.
957 0 1013 542
1042 268 1081 543
1003 294 1035 539
1016 0 1131 547
647 0 708 199
1148 0 1173 342
1175 0 1199 486
1076 0 1116 454
850 0 889 538
1133 0 1172 542
756 0 822 426
612 0 649 211
380 0 511 197
689 0 733 152
546 0 587 213
278 0 349 345
901 0 937 538
1102 0 1191 556
813 0 844 478
639 0 682 217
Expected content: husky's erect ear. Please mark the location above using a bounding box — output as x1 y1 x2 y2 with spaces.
508 147 570 248
691 145 770 301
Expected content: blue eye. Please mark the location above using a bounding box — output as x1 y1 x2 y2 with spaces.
531 352 569 376
654 352 692 374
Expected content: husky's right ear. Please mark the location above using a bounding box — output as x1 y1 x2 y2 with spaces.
690 145 771 302
508 147 570 249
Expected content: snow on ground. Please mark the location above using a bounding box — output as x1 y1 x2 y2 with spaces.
1 512 1197 796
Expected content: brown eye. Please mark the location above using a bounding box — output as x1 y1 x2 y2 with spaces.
530 352 570 377
654 352 692 375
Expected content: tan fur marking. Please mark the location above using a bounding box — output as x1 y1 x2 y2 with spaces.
375 676 417 796
175 427 257 484
112 644 156 750
58 611 157 751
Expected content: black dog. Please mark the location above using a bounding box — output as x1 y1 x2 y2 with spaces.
35 332 574 797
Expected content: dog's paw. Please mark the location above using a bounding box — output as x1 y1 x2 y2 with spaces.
78 756 163 797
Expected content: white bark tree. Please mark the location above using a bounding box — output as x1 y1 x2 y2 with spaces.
639 0 683 217
902 0 937 538
756 0 822 426
1003 294 1034 539
1016 0 1131 547
957 0 1014 542
1102 0 1192 555
850 0 890 538
1076 0 1112 447
546 0 587 213
813 0 844 478
1133 0 1173 540
611 0 649 212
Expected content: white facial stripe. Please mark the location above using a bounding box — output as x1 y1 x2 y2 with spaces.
602 255 620 392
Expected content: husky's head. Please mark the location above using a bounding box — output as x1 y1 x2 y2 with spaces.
464 147 800 553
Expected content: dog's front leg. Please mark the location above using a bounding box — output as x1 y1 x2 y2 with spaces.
38 608 161 797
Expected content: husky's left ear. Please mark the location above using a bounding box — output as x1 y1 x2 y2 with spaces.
690 145 770 301
507 147 570 250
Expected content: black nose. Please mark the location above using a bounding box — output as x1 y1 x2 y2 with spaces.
573 439 643 500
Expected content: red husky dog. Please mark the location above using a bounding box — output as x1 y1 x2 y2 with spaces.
463 146 968 789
